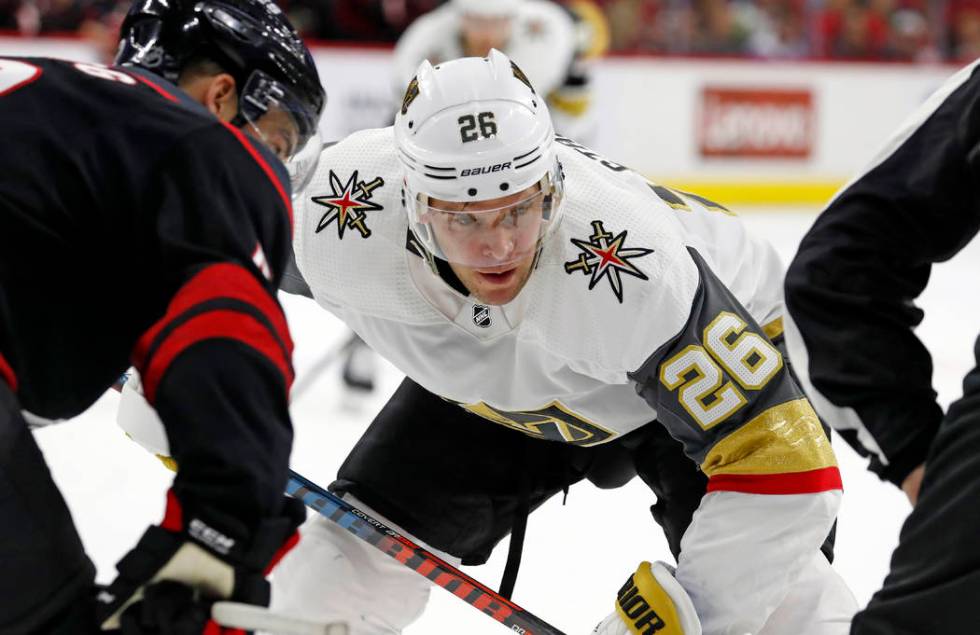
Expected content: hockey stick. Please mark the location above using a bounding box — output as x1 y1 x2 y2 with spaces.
287 470 567 635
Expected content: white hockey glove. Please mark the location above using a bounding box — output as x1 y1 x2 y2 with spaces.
117 370 177 471
593 561 701 635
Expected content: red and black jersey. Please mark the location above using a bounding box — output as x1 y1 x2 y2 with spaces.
0 57 296 521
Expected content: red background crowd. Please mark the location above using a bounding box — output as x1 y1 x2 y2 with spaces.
1 0 976 63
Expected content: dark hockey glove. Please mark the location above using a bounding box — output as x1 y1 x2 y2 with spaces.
96 490 305 634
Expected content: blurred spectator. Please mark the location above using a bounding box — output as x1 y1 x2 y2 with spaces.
949 1 980 62
887 7 939 61
740 0 810 58
15 0 85 34
78 0 125 62
817 0 889 59
690 0 751 53
281 0 442 41
0 0 126 38
0 1 18 29
0 0 974 64
601 0 689 52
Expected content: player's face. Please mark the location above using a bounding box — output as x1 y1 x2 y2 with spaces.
460 14 513 56
426 185 544 305
244 106 302 162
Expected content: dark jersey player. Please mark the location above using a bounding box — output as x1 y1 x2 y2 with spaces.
784 59 980 634
0 0 324 633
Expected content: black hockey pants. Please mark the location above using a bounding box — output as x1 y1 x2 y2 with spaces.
851 334 980 635
0 382 97 634
332 374 836 580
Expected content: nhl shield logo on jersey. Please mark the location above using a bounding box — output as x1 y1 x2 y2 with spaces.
564 220 654 303
311 170 384 239
473 304 492 328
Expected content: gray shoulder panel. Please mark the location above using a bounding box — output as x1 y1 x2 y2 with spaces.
279 248 313 299
629 248 805 464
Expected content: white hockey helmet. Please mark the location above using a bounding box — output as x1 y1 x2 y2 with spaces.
452 0 523 18
394 49 564 269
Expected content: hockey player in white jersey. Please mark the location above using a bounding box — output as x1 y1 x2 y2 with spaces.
266 50 857 634
393 0 600 142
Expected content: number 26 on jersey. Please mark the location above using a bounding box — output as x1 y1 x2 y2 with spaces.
659 311 782 429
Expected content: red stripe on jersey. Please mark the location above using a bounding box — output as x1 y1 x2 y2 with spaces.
264 530 301 575
133 263 291 371
0 351 17 392
129 72 178 102
218 121 293 233
706 466 843 495
203 621 244 635
139 309 294 404
160 489 183 532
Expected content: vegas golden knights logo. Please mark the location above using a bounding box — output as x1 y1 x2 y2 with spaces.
311 170 384 239
564 220 653 303
401 76 420 115
451 400 614 446
510 61 535 94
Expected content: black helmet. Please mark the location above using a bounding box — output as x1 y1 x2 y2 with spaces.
116 0 325 159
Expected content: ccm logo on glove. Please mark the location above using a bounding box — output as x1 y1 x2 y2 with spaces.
189 518 236 555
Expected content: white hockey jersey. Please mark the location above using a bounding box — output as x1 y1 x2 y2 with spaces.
293 128 847 634
392 1 595 141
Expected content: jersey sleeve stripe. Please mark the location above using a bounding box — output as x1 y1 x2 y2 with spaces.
700 398 838 478
138 297 291 373
133 263 291 366
160 489 183 532
138 309 293 404
706 466 843 495
0 351 17 392
219 121 293 233
132 263 293 402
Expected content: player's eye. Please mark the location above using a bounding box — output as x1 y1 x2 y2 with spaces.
271 141 289 161
451 213 479 227
504 201 534 226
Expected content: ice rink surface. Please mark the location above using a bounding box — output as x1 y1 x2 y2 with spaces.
35 207 980 634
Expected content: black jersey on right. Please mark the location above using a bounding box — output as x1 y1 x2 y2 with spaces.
785 60 980 486
0 57 296 521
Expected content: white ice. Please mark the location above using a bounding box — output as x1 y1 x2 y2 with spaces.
34 207 980 634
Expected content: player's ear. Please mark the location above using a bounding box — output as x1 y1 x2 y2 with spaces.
201 73 239 122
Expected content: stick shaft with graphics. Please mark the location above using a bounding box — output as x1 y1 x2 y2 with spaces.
287 470 566 635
